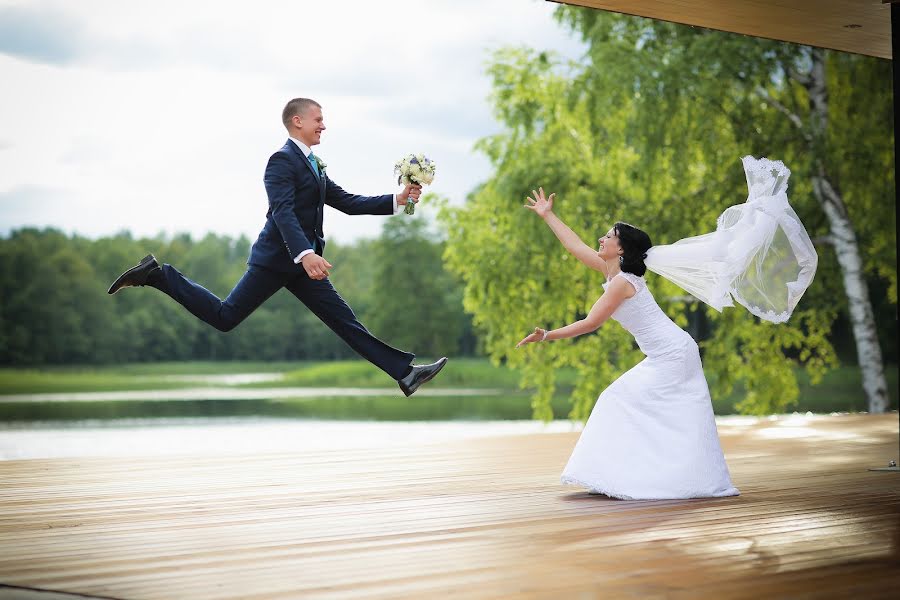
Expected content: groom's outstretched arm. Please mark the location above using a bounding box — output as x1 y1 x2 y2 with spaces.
264 152 314 257
323 176 394 215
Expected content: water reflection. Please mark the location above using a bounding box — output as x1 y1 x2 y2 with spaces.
0 394 573 422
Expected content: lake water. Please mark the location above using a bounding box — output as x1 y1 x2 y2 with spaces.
0 418 582 460
0 368 776 461
0 414 770 461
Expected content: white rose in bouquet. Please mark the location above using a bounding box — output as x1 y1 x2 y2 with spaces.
394 154 436 214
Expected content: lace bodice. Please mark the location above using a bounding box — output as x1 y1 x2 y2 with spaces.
602 272 693 357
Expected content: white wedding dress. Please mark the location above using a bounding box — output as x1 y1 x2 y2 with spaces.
561 271 740 500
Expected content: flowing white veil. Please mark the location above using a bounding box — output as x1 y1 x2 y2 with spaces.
643 156 818 323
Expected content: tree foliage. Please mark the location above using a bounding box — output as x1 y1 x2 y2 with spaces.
0 219 475 365
366 196 475 358
441 9 895 419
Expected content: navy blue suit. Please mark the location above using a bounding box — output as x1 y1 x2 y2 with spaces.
154 139 414 379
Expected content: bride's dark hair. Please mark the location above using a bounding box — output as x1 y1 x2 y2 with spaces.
614 222 653 276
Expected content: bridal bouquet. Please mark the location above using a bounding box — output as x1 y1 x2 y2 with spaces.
394 153 436 215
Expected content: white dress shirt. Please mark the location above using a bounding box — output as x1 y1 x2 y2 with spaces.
287 137 400 264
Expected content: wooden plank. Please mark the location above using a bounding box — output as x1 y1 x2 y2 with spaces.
554 0 892 59
0 586 111 600
0 414 898 599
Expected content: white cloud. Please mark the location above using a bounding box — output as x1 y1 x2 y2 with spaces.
0 0 586 244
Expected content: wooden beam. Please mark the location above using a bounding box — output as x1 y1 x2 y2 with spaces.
551 0 892 59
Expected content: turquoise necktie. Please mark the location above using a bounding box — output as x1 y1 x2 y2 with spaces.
308 153 320 178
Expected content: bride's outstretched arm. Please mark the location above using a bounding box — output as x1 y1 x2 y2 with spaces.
516 278 631 347
524 187 608 276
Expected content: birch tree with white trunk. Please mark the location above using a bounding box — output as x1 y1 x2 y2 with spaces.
755 47 889 413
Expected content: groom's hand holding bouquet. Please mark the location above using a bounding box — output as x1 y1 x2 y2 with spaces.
397 182 423 213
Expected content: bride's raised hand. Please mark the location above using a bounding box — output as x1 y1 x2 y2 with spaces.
516 327 547 348
524 187 554 219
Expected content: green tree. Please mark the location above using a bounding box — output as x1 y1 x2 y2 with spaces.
327 239 377 321
367 197 472 358
555 8 894 413
0 224 480 365
442 11 892 419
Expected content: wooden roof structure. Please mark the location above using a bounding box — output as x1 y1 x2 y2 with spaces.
552 0 893 59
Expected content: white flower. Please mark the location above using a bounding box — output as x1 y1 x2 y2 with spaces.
394 152 437 188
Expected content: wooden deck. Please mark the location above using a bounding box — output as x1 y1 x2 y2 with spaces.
1 414 898 599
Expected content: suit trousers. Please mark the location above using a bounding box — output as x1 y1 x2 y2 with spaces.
153 263 414 380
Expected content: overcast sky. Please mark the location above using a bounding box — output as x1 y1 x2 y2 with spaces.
0 0 586 244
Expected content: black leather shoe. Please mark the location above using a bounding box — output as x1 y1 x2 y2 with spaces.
107 254 161 294
398 357 448 397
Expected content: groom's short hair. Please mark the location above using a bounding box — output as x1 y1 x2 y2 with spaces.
282 98 321 129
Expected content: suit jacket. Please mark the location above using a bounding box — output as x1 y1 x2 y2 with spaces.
248 140 393 272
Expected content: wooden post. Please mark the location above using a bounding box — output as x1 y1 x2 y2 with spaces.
870 1 900 472
893 0 899 470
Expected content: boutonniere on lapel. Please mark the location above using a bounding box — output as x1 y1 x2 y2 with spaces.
312 154 327 176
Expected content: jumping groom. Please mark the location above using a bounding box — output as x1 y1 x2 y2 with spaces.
108 97 447 396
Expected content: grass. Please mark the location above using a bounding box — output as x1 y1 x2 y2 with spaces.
0 361 341 394
0 359 581 394
254 358 581 389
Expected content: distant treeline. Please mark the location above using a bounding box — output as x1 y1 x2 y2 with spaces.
1 219 895 367
0 218 477 365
